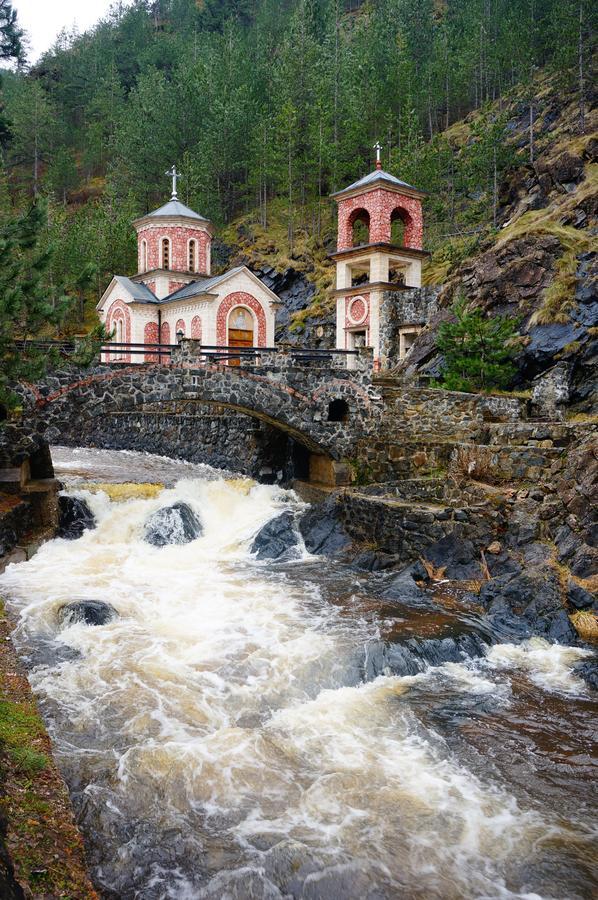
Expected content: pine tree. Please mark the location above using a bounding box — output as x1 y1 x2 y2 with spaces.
0 0 23 62
436 297 519 393
0 201 71 407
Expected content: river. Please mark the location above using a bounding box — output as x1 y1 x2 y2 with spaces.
0 447 596 899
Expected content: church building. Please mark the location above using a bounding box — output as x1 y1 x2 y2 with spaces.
97 168 281 363
331 144 429 367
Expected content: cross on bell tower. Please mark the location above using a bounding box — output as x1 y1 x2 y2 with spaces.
165 165 181 200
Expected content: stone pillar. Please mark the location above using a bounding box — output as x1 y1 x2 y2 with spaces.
531 363 571 421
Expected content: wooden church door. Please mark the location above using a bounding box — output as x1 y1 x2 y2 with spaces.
227 307 254 365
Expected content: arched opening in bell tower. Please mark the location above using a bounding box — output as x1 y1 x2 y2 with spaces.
349 208 370 247
390 207 410 246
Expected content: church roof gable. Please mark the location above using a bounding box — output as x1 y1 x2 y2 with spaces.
161 267 282 307
114 275 160 303
163 268 245 302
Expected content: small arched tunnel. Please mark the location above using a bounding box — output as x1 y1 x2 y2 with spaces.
327 398 349 423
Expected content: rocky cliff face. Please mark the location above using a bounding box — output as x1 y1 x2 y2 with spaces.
402 74 597 411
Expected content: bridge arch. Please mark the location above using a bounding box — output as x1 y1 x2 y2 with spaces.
23 362 379 485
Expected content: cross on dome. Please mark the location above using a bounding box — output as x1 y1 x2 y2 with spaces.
165 165 182 200
373 141 382 170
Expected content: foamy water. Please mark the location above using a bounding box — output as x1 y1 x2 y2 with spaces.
1 448 596 899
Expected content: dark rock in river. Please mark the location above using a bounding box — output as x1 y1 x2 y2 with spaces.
143 502 202 547
58 600 118 627
479 568 578 644
352 550 402 572
573 658 598 691
299 498 350 556
423 533 482 580
567 579 597 611
251 511 300 560
365 632 489 680
381 571 432 608
57 495 96 540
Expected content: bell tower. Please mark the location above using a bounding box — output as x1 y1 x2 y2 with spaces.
131 165 215 300
331 144 428 366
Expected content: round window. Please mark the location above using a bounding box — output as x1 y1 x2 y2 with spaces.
348 296 368 326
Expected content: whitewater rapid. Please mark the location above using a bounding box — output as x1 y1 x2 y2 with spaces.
0 447 596 899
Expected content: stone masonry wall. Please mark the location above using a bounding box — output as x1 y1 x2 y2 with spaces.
379 287 440 369
336 490 500 561
55 404 290 479
354 437 567 484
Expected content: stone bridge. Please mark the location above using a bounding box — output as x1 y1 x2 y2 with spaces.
21 354 384 484
17 343 530 485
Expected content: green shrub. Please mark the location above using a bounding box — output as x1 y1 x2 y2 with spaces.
436 296 519 392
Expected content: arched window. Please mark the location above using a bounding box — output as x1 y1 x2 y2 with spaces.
140 239 148 272
161 237 171 270
112 316 124 360
349 208 370 247
391 208 410 246
188 239 197 272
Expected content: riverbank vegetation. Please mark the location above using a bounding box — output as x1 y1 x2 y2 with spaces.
0 601 97 898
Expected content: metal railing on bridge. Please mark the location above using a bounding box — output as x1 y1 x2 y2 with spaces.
12 339 365 370
99 341 362 369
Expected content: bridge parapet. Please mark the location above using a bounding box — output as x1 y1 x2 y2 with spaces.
170 339 370 372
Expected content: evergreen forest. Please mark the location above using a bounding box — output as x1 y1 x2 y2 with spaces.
0 0 594 327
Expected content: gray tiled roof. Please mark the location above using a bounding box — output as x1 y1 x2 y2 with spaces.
163 268 244 302
145 199 209 221
332 168 423 196
114 276 159 303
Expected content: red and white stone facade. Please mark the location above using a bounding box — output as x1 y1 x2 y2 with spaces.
137 226 211 276
337 189 423 251
216 291 268 347
97 196 280 364
345 294 370 330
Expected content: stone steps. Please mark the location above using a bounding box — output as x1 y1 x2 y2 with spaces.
358 477 447 502
478 420 591 448
357 435 568 483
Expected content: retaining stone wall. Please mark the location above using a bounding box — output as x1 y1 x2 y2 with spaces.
355 437 567 484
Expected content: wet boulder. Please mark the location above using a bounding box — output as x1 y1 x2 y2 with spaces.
57 495 96 540
251 511 300 560
58 600 118 627
479 568 578 644
574 658 598 691
422 533 482 580
299 498 350 556
567 580 597 611
381 571 432 608
143 502 202 547
352 550 402 572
